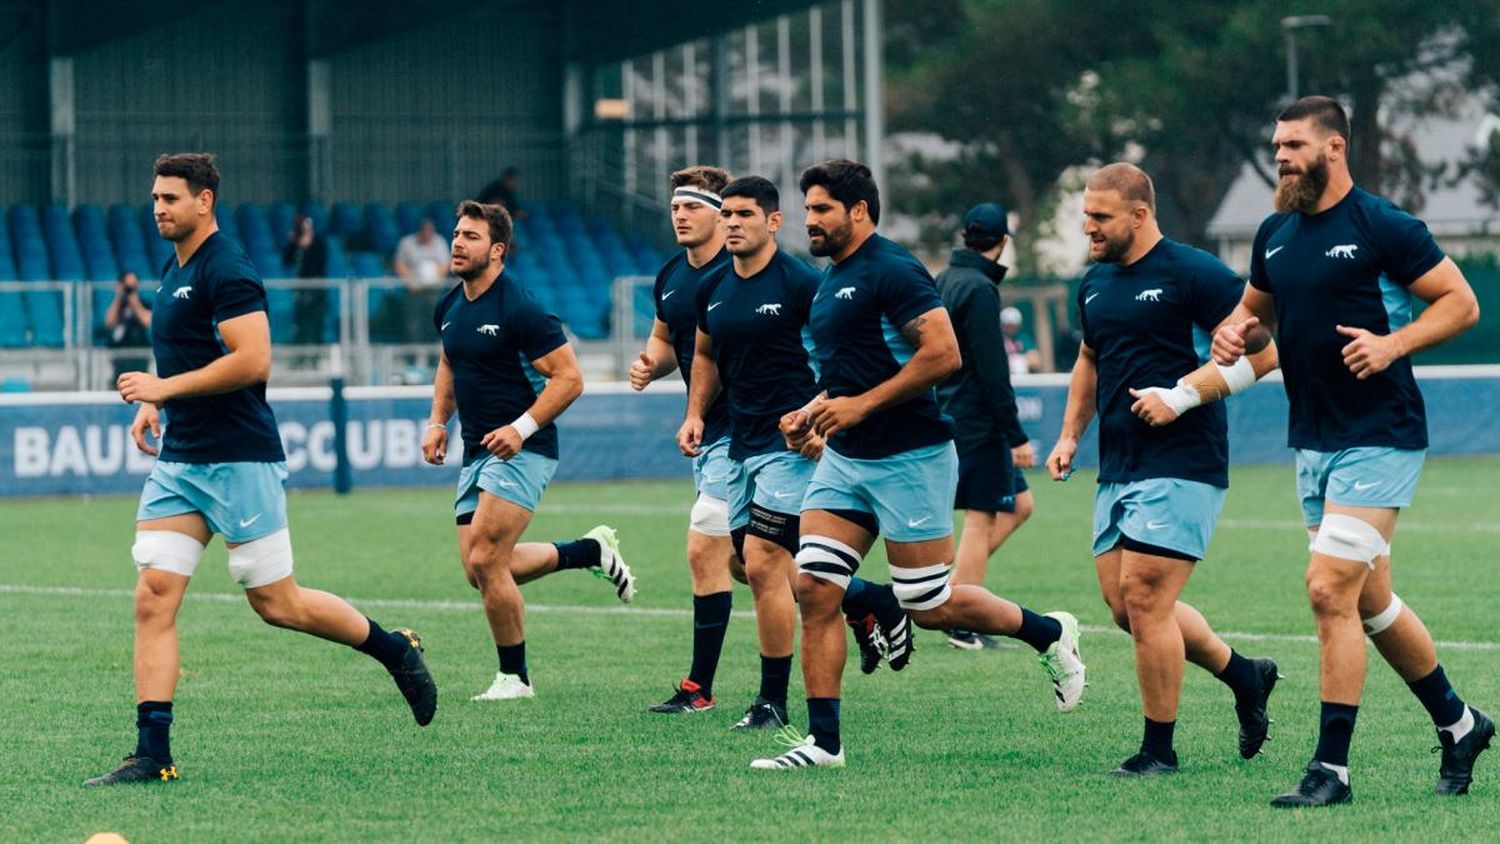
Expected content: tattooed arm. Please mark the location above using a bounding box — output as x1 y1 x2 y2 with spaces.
808 306 962 437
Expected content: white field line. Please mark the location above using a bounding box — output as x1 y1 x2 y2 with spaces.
4 583 1498 652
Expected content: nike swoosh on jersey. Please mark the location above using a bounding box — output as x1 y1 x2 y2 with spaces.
661 290 676 301
1265 245 1285 260
1085 292 1100 304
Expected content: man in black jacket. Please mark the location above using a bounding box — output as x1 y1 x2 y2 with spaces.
935 203 1035 650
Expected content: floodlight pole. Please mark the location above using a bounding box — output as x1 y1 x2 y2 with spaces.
1282 15 1333 102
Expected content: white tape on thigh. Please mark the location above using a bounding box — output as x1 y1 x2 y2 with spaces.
890 563 953 611
689 494 731 537
227 528 295 589
132 530 206 579
1362 592 1404 636
1311 513 1387 566
796 535 861 589
1306 527 1319 553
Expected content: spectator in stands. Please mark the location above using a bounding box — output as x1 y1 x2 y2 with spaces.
478 166 526 218
282 213 330 349
102 270 153 380
1001 306 1042 374
393 217 452 341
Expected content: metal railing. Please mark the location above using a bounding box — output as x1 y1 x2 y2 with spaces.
0 276 639 392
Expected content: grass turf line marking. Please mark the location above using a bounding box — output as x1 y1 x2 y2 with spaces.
6 582 1499 652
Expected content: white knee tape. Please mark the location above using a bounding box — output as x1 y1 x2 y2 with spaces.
796 535 861 590
1310 514 1387 566
132 530 206 579
689 494 730 537
227 528 295 589
1362 592 1404 636
890 563 953 612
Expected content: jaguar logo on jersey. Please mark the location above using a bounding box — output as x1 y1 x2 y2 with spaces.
835 287 856 300
477 324 500 336
1326 244 1359 259
172 286 192 300
1135 288 1163 303
756 303 782 316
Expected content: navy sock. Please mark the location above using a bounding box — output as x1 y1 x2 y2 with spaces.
1314 701 1359 767
842 578 902 627
807 697 841 753
554 538 602 571
497 642 529 686
1014 608 1063 653
759 655 793 706
135 701 173 763
688 592 732 697
1215 650 1261 704
1141 717 1176 761
354 617 408 669
1408 664 1467 728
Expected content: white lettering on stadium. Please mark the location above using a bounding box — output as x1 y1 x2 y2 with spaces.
12 418 441 479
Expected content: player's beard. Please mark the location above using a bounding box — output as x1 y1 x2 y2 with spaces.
807 218 852 257
1274 154 1329 214
455 250 489 281
1091 229 1133 264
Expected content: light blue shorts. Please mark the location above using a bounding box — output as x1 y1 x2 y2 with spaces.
1295 447 1425 526
1092 478 1226 561
802 442 959 543
455 450 559 517
137 461 289 544
726 450 818 530
692 435 733 501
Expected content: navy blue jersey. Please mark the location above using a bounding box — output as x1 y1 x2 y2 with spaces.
655 248 733 444
1078 238 1244 488
807 234 955 459
152 232 284 464
1250 188 1442 451
696 249 821 460
436 272 569 464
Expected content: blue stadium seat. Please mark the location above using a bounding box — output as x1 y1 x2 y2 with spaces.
237 203 277 259
269 202 297 245
0 291 27 347
426 202 456 239
365 203 399 255
43 204 87 281
330 201 364 238
23 289 65 347
395 201 424 236
266 287 296 343
351 251 385 277
325 235 351 278
214 203 242 251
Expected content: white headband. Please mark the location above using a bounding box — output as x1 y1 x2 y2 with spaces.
673 187 722 208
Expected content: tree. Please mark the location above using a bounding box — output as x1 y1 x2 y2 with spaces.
884 0 1143 270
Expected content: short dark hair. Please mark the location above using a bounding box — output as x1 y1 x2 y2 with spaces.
720 176 779 213
1277 95 1350 144
962 231 1004 252
455 200 513 251
154 153 220 205
670 165 732 194
798 159 880 224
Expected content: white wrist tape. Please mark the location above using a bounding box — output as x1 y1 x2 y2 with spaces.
1214 355 1257 395
1137 382 1203 417
511 412 540 441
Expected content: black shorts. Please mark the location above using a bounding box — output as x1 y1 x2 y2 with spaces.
954 440 1029 514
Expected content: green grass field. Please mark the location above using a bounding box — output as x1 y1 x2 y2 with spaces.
5 458 1500 842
